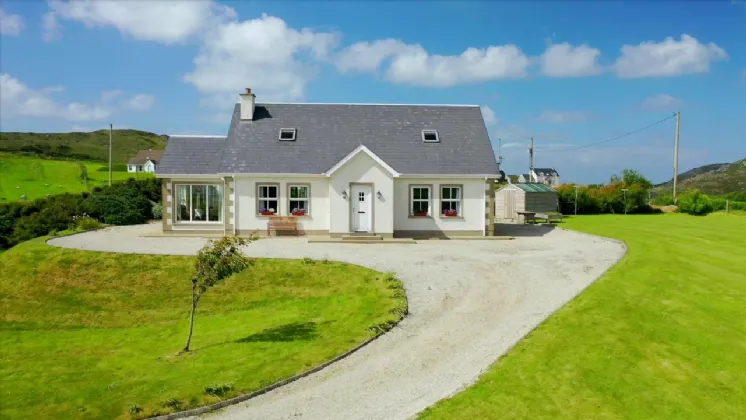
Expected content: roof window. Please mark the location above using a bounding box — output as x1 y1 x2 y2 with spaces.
279 128 297 141
422 130 439 143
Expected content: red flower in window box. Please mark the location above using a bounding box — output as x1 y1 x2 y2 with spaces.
291 208 306 216
413 211 428 217
444 209 458 217
260 208 275 216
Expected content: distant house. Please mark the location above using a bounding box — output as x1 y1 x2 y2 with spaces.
127 149 164 173
531 168 560 186
519 174 532 183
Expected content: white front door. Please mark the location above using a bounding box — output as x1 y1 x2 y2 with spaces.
351 185 372 232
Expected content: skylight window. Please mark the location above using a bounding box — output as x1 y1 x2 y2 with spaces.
422 130 440 143
279 128 297 141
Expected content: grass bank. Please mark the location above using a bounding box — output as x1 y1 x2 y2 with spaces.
0 238 406 419
420 213 746 419
0 153 153 202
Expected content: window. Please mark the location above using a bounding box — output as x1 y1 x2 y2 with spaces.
289 184 310 215
279 128 297 141
175 184 223 223
257 184 279 215
137 165 143 172
440 185 462 216
410 186 431 216
422 130 439 143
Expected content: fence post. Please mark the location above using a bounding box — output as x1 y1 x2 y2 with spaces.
726 200 729 213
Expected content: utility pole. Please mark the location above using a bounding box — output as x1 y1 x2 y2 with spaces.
574 185 579 216
673 111 681 203
497 138 503 167
108 123 113 186
528 137 534 182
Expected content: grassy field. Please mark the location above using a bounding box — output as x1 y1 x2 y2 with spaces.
0 237 406 419
420 213 746 420
0 129 167 163
0 153 153 202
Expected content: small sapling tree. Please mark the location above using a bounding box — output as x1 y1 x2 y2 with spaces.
184 236 252 352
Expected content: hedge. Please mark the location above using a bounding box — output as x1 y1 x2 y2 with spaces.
556 169 656 215
0 178 161 249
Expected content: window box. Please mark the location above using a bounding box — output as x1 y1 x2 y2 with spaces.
413 211 429 217
291 209 307 216
443 209 459 217
260 208 275 216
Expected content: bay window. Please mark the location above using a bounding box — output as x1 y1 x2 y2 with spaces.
175 184 223 223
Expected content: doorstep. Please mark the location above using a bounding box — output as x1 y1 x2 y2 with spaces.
308 237 416 244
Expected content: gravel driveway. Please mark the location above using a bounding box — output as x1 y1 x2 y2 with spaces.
48 224 625 420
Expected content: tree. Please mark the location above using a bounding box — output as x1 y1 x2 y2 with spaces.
183 236 253 352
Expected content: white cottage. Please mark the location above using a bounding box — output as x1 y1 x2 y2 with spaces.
155 89 501 238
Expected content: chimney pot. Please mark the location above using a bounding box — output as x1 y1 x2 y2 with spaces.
245 88 252 95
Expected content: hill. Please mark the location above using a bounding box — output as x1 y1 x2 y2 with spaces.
656 157 746 195
0 153 153 202
0 129 167 163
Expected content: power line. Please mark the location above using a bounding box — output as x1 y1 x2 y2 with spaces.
551 113 677 153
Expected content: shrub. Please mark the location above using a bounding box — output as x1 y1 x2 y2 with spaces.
677 189 714 215
152 202 163 220
72 215 102 231
0 179 160 250
556 169 654 215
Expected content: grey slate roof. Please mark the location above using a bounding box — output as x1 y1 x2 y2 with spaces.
158 102 499 176
157 136 227 175
127 149 164 165
533 167 559 176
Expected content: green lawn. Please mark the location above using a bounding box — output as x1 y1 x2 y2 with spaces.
420 213 746 420
0 153 152 202
0 238 406 419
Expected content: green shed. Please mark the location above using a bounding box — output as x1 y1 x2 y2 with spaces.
495 183 558 220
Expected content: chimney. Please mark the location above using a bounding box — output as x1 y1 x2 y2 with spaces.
239 88 256 121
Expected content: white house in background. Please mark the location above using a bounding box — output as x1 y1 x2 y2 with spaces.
530 168 560 186
127 149 164 173
155 88 501 238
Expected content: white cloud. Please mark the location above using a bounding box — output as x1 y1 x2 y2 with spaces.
613 34 728 78
0 8 24 36
183 13 339 103
40 85 66 94
47 0 235 44
42 11 61 42
540 43 603 77
334 38 419 73
640 94 683 111
0 73 111 121
124 94 156 111
537 110 590 123
335 39 530 87
481 106 498 126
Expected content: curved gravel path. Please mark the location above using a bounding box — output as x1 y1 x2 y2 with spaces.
49 224 625 420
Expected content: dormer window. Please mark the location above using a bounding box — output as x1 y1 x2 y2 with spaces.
422 130 439 143
279 128 297 141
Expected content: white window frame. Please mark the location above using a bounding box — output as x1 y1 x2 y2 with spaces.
278 128 297 141
440 185 462 217
174 183 224 224
410 185 432 216
421 130 440 143
288 184 310 216
257 183 279 215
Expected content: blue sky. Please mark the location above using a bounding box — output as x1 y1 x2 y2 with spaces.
1 1 744 184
